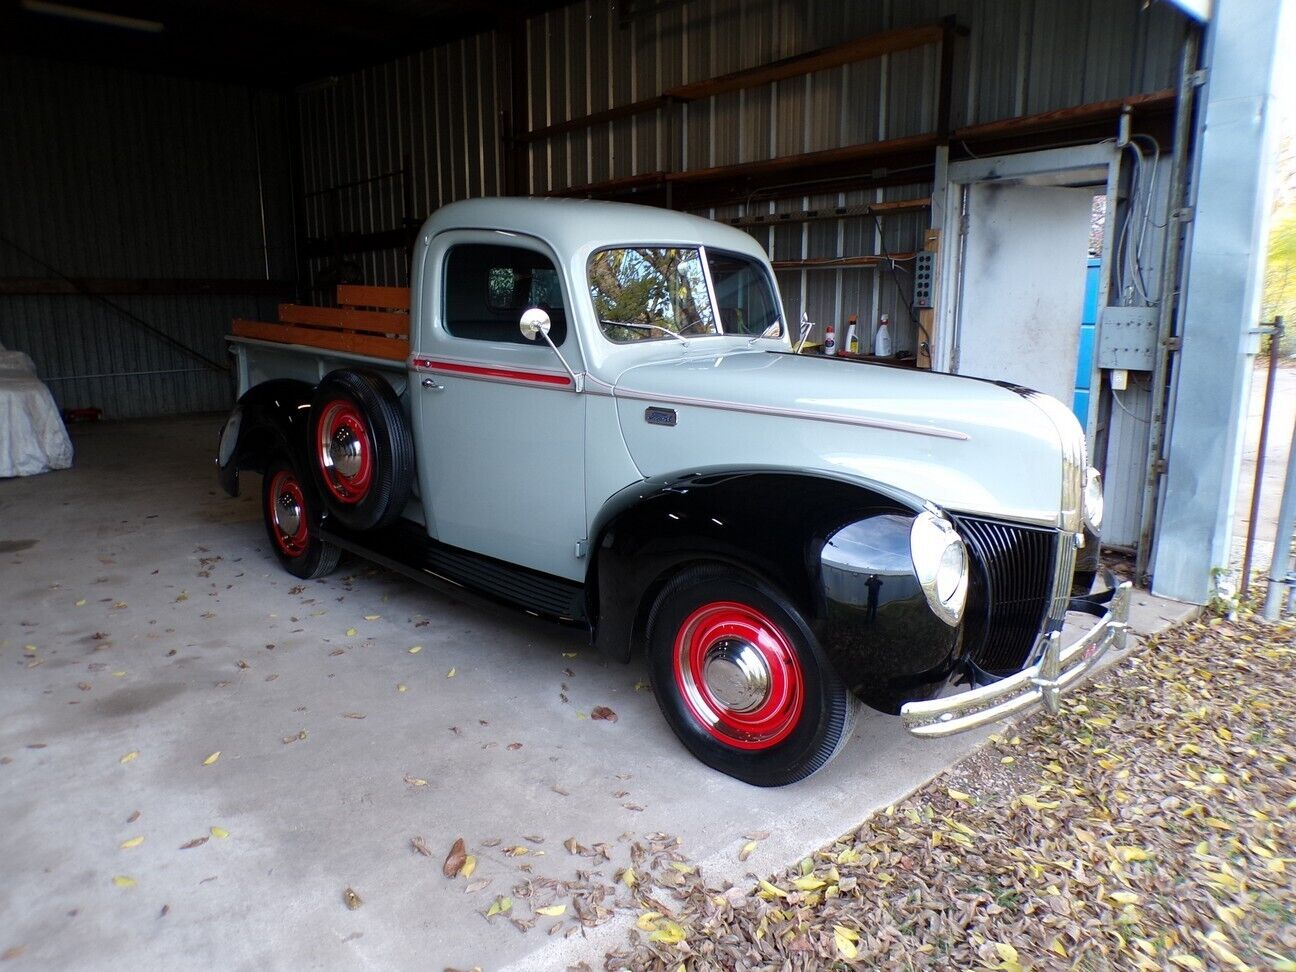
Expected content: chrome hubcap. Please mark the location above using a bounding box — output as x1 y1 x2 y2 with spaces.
328 426 363 478
274 490 302 537
701 638 771 714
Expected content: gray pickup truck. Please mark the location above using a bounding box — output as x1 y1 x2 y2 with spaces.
217 197 1126 786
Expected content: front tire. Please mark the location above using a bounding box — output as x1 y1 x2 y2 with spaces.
646 564 856 787
262 456 342 580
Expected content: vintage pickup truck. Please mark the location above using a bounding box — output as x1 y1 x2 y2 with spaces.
217 197 1127 786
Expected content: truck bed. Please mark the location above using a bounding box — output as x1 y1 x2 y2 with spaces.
232 285 410 362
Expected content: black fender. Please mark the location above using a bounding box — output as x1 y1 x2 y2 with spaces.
215 379 315 497
586 468 964 713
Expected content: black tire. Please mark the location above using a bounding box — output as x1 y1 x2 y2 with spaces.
646 564 857 787
262 455 342 580
308 369 414 532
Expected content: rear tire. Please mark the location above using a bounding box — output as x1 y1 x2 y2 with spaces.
309 369 414 532
646 564 856 787
262 456 342 580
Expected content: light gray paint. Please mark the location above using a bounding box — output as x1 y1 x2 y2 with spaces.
1151 0 1287 603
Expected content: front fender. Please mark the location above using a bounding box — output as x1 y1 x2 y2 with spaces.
587 468 963 711
215 379 315 496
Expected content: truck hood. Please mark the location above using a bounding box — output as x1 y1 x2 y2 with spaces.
610 349 1072 526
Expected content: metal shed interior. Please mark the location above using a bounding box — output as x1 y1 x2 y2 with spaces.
1 0 1211 586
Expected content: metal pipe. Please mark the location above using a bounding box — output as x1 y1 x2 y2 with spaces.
1241 318 1283 597
1135 27 1202 586
1263 410 1296 620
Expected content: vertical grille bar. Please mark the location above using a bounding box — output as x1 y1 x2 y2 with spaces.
953 514 1061 675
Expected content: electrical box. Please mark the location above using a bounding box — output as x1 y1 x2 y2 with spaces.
913 251 936 309
1097 306 1159 371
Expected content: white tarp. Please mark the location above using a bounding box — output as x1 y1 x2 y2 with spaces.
0 343 73 477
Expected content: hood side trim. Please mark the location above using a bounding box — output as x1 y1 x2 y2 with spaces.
612 387 970 441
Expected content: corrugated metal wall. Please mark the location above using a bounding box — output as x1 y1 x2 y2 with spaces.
0 56 294 419
297 0 1185 355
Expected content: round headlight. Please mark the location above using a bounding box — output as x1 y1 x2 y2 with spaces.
910 510 969 627
1082 466 1104 533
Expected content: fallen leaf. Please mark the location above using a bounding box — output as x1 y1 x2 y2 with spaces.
947 788 973 803
363 614 381 621
739 840 759 861
403 774 428 787
397 684 408 692
443 837 467 877
127 810 140 823
407 645 422 654
507 742 522 751
210 827 229 839
112 875 136 888
591 706 618 723
345 628 358 637
445 667 455 677
120 751 139 764
835 925 860 959
202 752 220 765
343 888 362 911
535 904 567 917
648 919 686 944
486 896 512 917
342 712 366 720
461 855 477 879
179 837 209 849
120 836 144 849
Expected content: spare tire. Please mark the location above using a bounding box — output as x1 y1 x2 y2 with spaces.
309 368 414 532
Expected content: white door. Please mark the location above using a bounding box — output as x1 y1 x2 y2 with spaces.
411 231 587 581
952 182 1094 405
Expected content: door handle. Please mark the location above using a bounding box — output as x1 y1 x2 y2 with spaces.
421 377 443 391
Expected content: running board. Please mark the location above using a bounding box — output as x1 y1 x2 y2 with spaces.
319 518 587 625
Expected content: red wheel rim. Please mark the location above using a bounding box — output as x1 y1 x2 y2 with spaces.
316 401 373 504
267 470 310 557
672 601 804 751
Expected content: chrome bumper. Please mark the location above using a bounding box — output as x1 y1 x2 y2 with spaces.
901 580 1132 738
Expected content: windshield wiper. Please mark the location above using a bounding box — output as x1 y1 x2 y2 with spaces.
600 320 686 341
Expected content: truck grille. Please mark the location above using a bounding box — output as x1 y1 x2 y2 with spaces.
952 514 1060 676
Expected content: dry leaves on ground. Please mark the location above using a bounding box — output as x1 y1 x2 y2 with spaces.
605 605 1296 971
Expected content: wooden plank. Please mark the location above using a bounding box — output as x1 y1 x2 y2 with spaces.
666 23 943 103
668 133 940 186
953 89 1175 143
517 22 945 143
336 285 410 311
232 320 408 361
514 96 672 144
277 303 410 336
0 277 295 297
771 253 917 270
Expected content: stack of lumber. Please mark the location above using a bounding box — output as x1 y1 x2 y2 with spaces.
232 285 409 361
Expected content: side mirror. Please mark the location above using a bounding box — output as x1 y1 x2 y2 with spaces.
519 307 551 341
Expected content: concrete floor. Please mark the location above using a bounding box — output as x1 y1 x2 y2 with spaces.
0 415 1196 971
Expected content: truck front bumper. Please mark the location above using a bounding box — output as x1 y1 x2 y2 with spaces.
900 578 1132 738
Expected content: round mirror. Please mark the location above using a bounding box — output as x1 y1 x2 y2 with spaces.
519 307 551 341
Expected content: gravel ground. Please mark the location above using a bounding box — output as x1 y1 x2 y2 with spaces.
601 604 1296 972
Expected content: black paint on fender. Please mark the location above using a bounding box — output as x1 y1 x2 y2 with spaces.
587 468 962 714
216 379 315 497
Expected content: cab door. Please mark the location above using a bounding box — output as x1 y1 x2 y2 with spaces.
410 230 588 581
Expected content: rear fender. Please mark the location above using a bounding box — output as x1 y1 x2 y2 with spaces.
216 379 314 497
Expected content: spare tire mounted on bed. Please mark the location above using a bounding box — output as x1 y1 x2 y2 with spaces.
309 368 414 532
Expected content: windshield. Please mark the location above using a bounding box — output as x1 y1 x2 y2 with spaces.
589 246 781 343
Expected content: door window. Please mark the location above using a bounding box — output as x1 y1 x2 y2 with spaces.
444 244 567 345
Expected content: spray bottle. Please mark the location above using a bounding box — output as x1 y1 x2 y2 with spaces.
845 314 859 355
875 313 892 357
823 321 837 356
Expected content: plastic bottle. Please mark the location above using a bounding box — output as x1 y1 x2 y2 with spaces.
845 314 859 355
875 313 892 357
823 322 837 356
